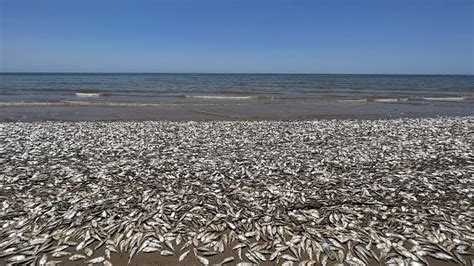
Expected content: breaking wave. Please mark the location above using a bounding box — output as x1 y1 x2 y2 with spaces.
75 92 103 97
373 98 408 103
185 95 255 100
421 97 468 101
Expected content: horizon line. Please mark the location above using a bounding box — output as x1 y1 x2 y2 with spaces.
0 71 473 76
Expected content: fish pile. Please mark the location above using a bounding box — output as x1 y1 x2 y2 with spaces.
0 117 472 265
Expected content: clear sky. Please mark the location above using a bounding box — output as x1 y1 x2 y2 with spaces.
0 0 472 74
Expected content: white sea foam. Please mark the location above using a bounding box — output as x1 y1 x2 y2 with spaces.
338 98 408 103
337 99 368 103
0 101 222 108
75 92 102 97
373 98 408 103
185 95 254 100
422 97 467 101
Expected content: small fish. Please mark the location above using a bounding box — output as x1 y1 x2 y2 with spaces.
219 256 235 265
52 251 71 258
245 252 258 263
269 251 280 261
142 247 159 253
84 247 93 257
105 249 111 259
52 245 69 253
233 243 247 250
429 252 455 261
179 250 190 261
202 251 218 256
86 256 105 264
39 254 48 266
160 250 174 256
320 242 336 260
7 255 26 262
282 254 298 261
196 254 210 265
252 251 266 261
69 254 86 261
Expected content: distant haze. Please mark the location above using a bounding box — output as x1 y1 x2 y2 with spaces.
0 0 472 74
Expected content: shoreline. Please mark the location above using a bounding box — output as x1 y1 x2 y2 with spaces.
0 117 472 265
1 100 473 122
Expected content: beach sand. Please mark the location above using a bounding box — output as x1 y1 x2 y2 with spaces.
0 117 472 265
0 98 473 122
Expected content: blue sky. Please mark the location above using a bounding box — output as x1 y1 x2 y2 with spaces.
0 0 472 74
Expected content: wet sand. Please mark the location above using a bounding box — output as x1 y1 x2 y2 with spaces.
0 99 473 122
16 240 471 266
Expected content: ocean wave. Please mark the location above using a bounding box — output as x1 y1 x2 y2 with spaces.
185 95 255 100
75 92 103 97
421 96 468 101
337 99 368 103
0 101 161 107
0 101 221 108
337 96 472 103
337 98 409 103
373 98 408 103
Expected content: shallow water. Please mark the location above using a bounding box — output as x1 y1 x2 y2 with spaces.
1 73 473 103
1 73 473 121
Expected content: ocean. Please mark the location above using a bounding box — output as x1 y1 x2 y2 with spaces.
1 73 473 104
0 73 473 121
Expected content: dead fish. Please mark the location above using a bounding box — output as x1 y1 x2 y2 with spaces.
245 252 259 263
233 243 247 250
219 256 235 265
105 248 111 259
86 256 105 264
179 250 190 261
142 247 159 253
428 252 455 262
160 250 174 256
84 247 93 257
196 254 210 265
269 251 280 261
69 254 86 261
52 251 71 258
202 251 219 256
39 254 48 266
7 255 26 262
320 242 336 260
282 254 298 261
252 250 266 261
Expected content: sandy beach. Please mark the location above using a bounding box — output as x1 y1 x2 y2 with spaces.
1 98 473 122
2 0 473 264
0 117 472 265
